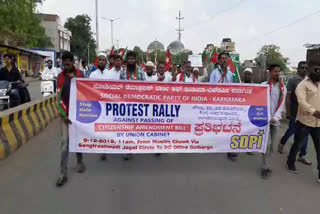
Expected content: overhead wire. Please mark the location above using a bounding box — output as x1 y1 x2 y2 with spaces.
240 9 320 45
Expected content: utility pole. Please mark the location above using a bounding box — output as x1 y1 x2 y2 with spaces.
95 0 99 52
102 17 120 47
87 42 90 64
176 10 184 42
116 39 119 50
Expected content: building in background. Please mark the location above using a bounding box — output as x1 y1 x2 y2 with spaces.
0 44 46 76
36 13 71 53
147 41 165 53
35 13 72 67
243 60 257 68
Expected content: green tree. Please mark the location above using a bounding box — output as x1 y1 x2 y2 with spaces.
150 50 165 63
132 46 145 64
172 50 193 65
0 0 52 47
255 44 289 72
64 15 97 63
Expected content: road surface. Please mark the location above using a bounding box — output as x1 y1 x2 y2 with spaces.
0 120 318 214
27 80 42 101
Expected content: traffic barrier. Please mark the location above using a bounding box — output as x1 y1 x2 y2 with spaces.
0 95 59 159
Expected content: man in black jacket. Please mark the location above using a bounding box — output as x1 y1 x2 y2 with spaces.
0 54 23 107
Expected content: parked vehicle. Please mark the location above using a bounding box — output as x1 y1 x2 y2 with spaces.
41 74 56 97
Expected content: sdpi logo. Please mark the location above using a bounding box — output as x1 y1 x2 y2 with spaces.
230 130 265 150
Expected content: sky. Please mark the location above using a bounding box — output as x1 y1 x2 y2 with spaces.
37 0 320 67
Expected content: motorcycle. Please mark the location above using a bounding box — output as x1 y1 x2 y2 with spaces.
41 74 56 97
0 80 31 111
0 80 12 111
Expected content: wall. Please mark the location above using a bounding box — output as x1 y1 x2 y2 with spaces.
0 96 59 159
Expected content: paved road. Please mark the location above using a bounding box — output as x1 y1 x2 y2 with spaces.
0 120 318 214
27 80 42 101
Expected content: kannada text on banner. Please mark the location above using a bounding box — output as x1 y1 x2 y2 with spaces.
69 80 270 154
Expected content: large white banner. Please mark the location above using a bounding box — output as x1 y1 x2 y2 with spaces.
69 80 270 154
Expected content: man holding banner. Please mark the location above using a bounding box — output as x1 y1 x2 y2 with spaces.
119 51 146 160
157 62 172 82
209 53 233 84
210 53 238 162
67 48 271 181
90 53 121 161
120 51 146 81
56 51 86 187
176 61 197 83
261 64 286 179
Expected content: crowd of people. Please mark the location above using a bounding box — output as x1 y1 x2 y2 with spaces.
55 50 320 187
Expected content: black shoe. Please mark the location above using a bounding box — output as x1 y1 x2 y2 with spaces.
286 162 299 174
100 154 107 161
123 154 133 160
76 162 86 173
56 176 68 187
227 153 238 162
261 169 272 179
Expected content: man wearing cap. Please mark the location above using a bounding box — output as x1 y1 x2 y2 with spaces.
242 67 255 155
243 68 253 83
90 53 120 161
89 53 108 79
145 61 157 82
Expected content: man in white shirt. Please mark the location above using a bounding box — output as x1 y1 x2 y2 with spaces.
193 67 208 82
89 53 108 79
90 53 120 162
42 59 58 92
176 61 197 83
157 62 171 82
145 61 157 82
261 64 287 179
210 53 238 161
209 53 233 84
42 60 58 77
105 55 122 80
